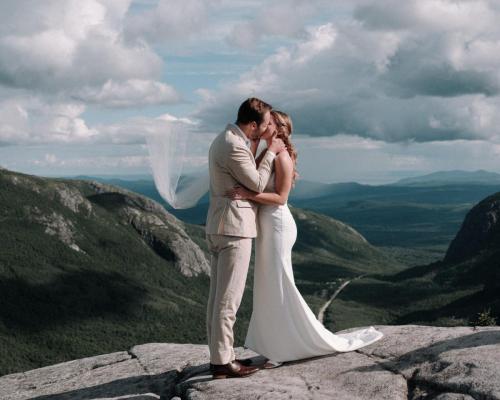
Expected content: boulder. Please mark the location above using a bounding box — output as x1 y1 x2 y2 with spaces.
1 325 499 400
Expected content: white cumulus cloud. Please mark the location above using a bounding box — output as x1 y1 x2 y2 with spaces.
75 79 180 107
196 0 500 144
0 0 176 109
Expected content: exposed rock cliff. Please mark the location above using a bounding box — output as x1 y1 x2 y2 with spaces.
445 192 500 264
1 325 499 400
0 168 209 277
86 180 209 277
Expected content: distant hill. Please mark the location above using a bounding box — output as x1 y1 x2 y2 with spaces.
290 207 401 279
0 167 400 375
64 173 154 181
393 170 500 187
286 179 331 199
292 182 500 251
325 191 500 332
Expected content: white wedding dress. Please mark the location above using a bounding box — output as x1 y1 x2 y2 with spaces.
244 172 384 362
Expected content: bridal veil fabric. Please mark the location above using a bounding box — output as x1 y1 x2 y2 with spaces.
145 119 209 209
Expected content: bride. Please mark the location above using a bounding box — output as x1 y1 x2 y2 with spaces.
226 110 384 366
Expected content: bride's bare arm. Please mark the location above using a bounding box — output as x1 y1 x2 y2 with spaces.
226 152 294 206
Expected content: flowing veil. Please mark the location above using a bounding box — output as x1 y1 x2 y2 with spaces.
145 118 209 209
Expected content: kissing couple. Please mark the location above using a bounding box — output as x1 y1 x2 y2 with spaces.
205 98 384 379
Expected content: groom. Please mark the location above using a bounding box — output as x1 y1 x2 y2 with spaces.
205 98 286 379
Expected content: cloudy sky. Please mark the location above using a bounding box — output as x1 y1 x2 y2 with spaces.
1 0 500 184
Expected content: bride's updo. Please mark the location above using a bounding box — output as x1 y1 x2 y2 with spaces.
271 110 298 184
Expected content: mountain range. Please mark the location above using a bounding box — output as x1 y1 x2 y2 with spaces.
72 170 500 253
2 166 498 377
393 169 500 186
0 167 400 375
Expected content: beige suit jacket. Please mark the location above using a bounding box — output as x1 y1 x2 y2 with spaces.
205 123 276 238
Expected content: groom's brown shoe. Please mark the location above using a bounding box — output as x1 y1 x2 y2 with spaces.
210 361 259 379
235 357 255 366
235 357 268 367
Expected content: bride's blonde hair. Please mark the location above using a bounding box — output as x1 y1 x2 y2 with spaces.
271 110 298 184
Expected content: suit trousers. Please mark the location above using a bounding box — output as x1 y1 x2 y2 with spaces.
206 234 252 364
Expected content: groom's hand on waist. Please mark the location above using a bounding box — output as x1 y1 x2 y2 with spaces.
225 185 251 200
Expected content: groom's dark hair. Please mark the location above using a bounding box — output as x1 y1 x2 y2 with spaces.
236 97 272 125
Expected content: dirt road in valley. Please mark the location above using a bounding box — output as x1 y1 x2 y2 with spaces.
317 274 367 324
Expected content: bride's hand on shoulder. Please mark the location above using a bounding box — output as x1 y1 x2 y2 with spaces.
225 186 252 200
269 136 286 154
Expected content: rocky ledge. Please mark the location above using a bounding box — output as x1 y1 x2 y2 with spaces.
1 325 499 400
